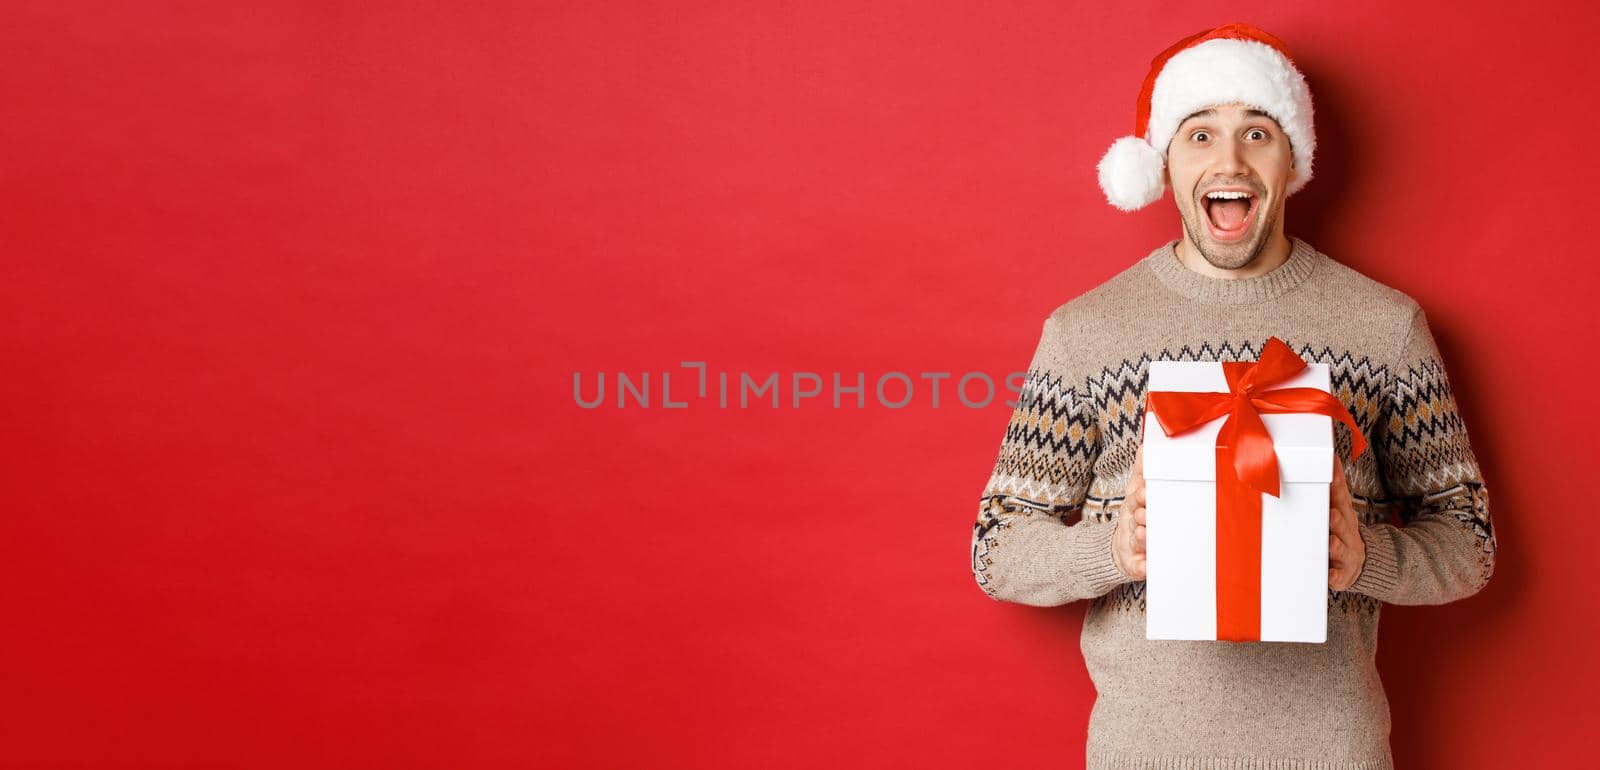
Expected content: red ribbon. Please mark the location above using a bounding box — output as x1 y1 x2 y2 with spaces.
1144 336 1367 642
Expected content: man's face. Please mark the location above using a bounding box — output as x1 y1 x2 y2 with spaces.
1166 102 1297 270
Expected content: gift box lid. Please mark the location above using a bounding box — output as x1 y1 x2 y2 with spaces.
1142 360 1334 484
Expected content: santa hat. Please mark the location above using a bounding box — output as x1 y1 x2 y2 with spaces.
1096 23 1316 212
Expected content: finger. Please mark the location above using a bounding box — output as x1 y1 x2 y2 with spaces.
1120 490 1142 531
1334 496 1356 530
1134 505 1146 527
1329 533 1343 561
1331 457 1353 509
1134 523 1146 554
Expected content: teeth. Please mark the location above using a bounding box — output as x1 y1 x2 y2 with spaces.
1205 191 1253 200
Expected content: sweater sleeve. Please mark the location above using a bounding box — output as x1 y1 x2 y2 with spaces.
970 313 1131 606
1348 305 1497 605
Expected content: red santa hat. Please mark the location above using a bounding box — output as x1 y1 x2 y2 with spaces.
1096 22 1316 212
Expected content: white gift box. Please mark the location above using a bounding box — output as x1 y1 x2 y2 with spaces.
1141 360 1333 644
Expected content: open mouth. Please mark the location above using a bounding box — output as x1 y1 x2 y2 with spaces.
1201 189 1259 243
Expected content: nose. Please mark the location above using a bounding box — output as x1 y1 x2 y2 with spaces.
1213 134 1249 178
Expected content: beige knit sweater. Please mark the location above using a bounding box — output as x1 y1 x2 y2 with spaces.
971 236 1497 769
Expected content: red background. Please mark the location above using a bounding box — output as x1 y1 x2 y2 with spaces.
3 2 1595 768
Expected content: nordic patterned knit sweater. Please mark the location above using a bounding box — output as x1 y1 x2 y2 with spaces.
971 235 1497 769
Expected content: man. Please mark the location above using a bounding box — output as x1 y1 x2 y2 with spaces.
969 23 1496 769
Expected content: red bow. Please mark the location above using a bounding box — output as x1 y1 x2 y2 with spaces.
1144 336 1367 641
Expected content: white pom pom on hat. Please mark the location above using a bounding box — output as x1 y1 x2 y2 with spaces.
1098 135 1168 212
1096 22 1316 212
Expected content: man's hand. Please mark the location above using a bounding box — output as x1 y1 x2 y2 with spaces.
1328 457 1366 590
1113 441 1148 581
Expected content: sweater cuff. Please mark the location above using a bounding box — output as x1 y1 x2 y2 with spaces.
1349 522 1400 600
1069 522 1133 596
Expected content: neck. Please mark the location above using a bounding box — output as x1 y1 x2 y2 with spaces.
1175 229 1292 279
1144 234 1321 306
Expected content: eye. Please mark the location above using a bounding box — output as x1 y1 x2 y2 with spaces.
1247 128 1268 141
1190 130 1210 142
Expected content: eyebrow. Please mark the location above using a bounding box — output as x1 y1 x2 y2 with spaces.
1181 108 1274 125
